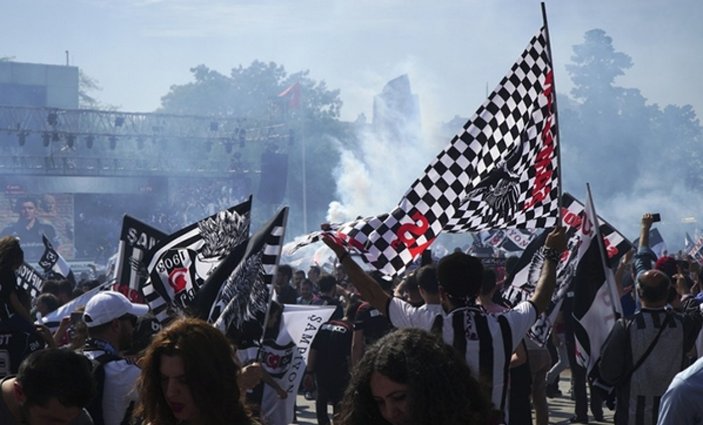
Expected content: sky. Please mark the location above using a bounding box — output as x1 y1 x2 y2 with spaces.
3 0 703 252
3 0 702 123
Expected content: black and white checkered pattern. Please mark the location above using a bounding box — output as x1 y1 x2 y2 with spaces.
290 28 559 277
347 27 558 276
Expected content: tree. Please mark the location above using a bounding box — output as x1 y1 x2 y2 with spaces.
560 29 703 248
159 61 348 235
561 29 655 196
78 70 113 110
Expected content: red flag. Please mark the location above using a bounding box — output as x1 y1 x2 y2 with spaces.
278 82 301 108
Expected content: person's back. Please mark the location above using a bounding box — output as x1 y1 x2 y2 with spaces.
657 356 703 425
325 226 566 420
80 291 148 425
600 269 702 425
308 317 355 425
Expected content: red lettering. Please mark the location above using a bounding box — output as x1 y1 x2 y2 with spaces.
391 212 436 258
563 210 582 229
334 231 364 251
604 238 618 259
523 70 557 211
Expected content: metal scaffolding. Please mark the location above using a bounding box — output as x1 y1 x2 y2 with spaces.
0 105 288 177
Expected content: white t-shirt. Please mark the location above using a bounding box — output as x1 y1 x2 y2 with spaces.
388 297 537 414
83 351 141 425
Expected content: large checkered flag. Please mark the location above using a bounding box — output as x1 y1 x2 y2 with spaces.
294 25 560 276
141 196 251 324
113 215 168 302
192 207 288 334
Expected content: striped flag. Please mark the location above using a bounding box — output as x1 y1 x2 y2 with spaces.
38 234 75 286
141 197 251 324
194 207 288 334
113 215 168 302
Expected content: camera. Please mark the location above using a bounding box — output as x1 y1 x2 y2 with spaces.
651 213 661 223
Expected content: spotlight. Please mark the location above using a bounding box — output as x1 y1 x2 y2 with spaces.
238 128 246 148
42 133 51 147
47 112 58 126
86 135 94 149
109 136 117 150
114 116 125 127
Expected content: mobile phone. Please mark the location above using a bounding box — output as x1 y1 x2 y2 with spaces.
70 311 83 326
651 213 661 223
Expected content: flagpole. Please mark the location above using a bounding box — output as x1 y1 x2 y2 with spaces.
301 123 308 234
541 2 564 224
586 183 623 318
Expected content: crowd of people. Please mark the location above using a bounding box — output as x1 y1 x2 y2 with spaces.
1 211 703 425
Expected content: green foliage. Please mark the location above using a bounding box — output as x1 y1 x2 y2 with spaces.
158 60 348 234
79 70 116 110
566 29 633 104
560 28 702 198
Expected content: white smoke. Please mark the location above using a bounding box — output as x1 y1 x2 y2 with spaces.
326 74 447 224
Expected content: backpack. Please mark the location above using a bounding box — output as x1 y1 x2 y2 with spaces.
589 311 673 407
85 351 130 425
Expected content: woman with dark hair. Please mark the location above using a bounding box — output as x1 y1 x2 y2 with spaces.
0 236 33 325
134 317 257 425
337 328 495 425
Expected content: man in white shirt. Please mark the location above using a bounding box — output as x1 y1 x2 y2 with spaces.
323 226 566 420
80 291 149 425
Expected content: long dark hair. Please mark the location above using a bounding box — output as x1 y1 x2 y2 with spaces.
135 317 254 425
337 328 493 425
0 236 23 271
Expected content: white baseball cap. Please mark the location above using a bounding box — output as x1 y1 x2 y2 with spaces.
83 291 150 328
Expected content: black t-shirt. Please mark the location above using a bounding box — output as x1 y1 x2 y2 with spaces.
0 269 17 322
311 320 353 398
354 302 394 345
275 284 299 305
0 321 44 378
315 295 344 321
